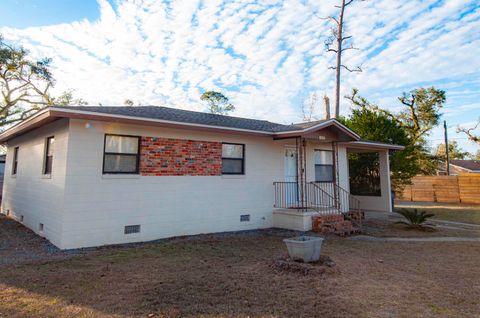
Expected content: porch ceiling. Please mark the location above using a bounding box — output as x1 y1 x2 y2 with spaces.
344 140 405 153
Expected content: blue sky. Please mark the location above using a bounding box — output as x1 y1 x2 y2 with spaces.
0 0 102 28
1 0 479 153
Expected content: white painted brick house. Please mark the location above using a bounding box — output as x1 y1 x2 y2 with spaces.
0 106 403 249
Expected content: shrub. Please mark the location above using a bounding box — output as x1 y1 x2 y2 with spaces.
395 208 435 230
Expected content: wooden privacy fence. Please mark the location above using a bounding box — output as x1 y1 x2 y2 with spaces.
397 174 480 204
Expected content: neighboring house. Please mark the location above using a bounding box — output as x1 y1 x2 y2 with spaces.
437 160 480 175
0 106 403 249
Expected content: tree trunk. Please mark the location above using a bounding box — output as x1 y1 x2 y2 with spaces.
323 94 331 119
334 0 346 118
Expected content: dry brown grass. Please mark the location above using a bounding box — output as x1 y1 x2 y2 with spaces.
395 203 480 225
1 230 480 318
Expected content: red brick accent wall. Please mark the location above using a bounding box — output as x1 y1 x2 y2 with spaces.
140 137 222 176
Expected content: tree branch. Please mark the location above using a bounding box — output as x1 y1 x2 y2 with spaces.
457 120 480 144
315 14 340 25
340 64 362 72
341 45 359 52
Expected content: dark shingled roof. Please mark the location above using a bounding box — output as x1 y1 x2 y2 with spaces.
450 160 480 171
59 106 314 133
292 119 329 129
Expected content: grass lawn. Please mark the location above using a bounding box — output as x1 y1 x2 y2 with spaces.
395 203 480 225
1 231 480 317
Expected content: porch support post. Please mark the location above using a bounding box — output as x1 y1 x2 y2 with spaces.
332 142 339 209
296 137 307 210
295 137 300 207
379 149 393 212
336 144 350 212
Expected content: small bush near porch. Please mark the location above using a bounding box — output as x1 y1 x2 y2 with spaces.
1 216 479 317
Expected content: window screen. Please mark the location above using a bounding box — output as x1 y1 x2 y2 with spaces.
314 150 334 182
222 143 244 174
103 135 140 174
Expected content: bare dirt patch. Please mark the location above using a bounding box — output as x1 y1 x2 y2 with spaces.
270 255 336 275
0 214 88 265
0 221 480 318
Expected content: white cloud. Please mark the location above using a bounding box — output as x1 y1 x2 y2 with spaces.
1 0 479 151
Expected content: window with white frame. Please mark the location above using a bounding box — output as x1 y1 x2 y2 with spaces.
103 134 140 174
314 150 333 182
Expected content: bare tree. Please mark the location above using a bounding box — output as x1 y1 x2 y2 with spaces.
457 119 480 145
323 0 364 118
323 94 331 119
301 92 320 122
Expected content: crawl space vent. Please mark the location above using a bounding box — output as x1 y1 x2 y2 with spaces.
124 224 141 234
240 214 250 222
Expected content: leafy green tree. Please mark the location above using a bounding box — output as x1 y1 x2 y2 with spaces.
435 141 470 161
347 87 445 143
340 107 419 192
472 150 480 160
123 99 134 106
0 35 54 128
346 87 446 175
51 90 88 106
0 35 87 130
200 90 235 115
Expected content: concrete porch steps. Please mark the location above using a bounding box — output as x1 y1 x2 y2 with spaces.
272 208 364 235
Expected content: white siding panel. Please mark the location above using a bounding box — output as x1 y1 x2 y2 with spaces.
60 119 286 249
1 119 69 247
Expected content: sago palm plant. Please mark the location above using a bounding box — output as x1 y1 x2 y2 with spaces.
395 208 435 230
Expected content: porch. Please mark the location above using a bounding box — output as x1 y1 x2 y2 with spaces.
270 120 404 232
272 181 362 233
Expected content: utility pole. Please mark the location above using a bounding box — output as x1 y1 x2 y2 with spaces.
444 120 450 176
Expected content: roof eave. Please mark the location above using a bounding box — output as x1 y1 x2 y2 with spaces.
273 119 361 140
341 140 405 151
0 108 55 143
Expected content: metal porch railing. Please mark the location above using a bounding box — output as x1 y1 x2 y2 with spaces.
273 181 361 215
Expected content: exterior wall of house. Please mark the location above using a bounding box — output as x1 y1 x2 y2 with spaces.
304 142 350 211
1 116 394 249
1 119 70 247
59 119 292 249
353 149 392 212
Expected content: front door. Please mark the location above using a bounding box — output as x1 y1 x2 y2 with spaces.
284 147 298 206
